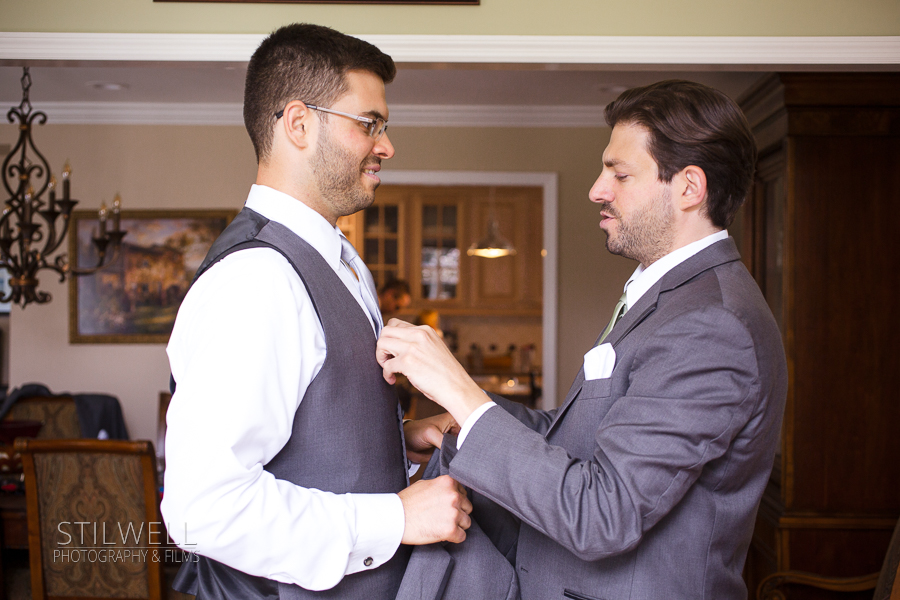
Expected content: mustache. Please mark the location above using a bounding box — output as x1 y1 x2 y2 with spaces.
597 202 620 218
362 157 382 169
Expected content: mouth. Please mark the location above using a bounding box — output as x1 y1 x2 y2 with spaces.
599 211 617 228
362 163 381 183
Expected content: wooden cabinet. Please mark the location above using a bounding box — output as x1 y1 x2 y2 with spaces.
341 184 543 316
739 73 900 599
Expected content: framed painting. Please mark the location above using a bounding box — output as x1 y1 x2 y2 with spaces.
68 210 236 344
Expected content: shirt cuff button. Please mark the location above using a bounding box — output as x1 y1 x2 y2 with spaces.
364 557 374 567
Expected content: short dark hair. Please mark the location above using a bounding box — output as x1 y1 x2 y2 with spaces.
244 23 396 163
380 278 410 297
604 80 757 228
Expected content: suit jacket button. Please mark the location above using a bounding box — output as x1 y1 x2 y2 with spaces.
364 557 373 567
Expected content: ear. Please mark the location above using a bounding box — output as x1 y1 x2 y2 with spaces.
677 165 708 211
277 101 315 152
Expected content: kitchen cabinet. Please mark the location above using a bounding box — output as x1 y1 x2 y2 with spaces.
340 184 543 316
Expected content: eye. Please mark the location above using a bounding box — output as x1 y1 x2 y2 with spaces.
615 173 629 182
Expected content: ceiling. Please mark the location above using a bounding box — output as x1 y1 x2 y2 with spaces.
0 64 768 124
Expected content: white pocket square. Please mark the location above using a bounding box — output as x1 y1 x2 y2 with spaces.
584 343 616 380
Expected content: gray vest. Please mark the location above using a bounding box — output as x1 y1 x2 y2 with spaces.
172 207 410 600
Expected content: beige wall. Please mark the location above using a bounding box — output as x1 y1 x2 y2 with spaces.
1 0 897 36
4 122 637 441
5 125 256 441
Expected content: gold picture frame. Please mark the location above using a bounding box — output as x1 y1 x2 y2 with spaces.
68 209 235 344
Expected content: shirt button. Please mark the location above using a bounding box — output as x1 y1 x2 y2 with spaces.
364 557 373 567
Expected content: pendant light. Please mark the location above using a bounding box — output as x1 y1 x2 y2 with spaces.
467 187 516 258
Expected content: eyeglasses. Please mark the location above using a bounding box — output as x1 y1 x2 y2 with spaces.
275 103 388 141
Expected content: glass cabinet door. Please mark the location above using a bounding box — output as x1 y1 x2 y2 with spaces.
420 203 459 300
362 202 402 290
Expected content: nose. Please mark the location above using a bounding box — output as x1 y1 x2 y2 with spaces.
374 131 395 160
589 171 613 204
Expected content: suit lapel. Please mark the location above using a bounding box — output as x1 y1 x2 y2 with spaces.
544 238 742 437
545 367 587 436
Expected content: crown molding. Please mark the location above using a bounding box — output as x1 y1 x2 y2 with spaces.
5 102 243 125
1 102 606 127
1 32 898 65
391 104 605 128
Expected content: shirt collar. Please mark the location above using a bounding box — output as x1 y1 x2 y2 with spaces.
624 229 729 309
244 184 344 272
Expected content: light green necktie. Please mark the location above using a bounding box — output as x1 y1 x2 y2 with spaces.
597 292 628 345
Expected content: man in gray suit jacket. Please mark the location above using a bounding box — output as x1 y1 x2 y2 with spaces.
378 80 787 600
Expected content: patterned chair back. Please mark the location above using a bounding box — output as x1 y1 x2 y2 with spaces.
15 439 165 600
5 396 82 439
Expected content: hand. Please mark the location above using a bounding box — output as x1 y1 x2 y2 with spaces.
404 413 459 464
377 320 488 425
398 475 473 545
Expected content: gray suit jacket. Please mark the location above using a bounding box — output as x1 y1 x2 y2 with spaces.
396 436 520 600
448 238 787 600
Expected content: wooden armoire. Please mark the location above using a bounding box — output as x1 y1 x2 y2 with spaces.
737 73 900 599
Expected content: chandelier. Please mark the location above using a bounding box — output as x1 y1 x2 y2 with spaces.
1 67 126 308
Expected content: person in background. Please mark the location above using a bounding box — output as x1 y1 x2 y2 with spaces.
379 277 411 318
162 23 470 600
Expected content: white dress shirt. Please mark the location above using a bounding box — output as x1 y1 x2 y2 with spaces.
457 229 729 447
162 185 404 591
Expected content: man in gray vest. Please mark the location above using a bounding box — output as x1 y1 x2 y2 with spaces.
162 23 472 600
378 80 787 600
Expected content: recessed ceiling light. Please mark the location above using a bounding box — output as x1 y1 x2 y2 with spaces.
87 81 130 92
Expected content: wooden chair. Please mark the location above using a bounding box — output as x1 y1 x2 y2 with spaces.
157 392 172 477
4 396 81 439
15 439 167 600
758 516 900 600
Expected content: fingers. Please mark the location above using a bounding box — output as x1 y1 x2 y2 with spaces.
375 335 400 368
381 364 396 385
446 479 472 543
376 337 404 383
386 318 416 329
419 423 445 450
456 481 473 516
440 414 460 435
398 475 473 546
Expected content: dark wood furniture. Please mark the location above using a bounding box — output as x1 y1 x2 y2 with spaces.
15 439 166 600
157 392 172 478
737 73 900 599
0 395 81 599
758 516 900 599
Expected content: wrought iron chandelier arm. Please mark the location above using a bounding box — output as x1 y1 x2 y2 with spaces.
34 255 67 283
37 209 68 260
62 233 125 277
0 208 17 254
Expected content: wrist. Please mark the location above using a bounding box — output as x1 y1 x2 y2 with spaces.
452 388 491 429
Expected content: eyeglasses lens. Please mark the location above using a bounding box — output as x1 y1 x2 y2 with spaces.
369 119 387 140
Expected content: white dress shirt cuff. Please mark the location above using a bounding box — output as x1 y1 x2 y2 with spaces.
345 493 405 575
457 401 497 448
